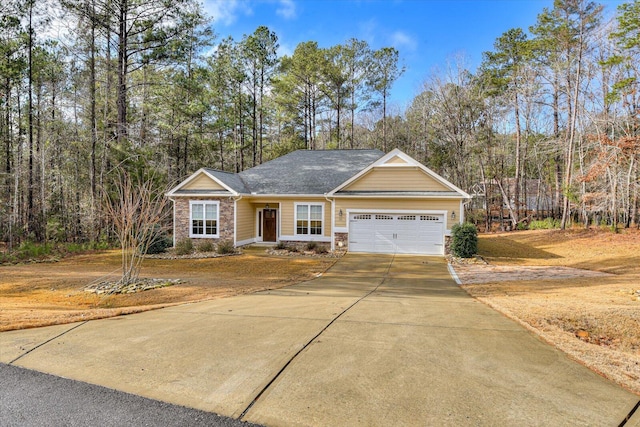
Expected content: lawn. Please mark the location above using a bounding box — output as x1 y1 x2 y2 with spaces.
455 228 640 396
0 247 336 332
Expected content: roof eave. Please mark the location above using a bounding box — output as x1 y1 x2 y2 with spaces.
166 168 239 197
167 192 235 197
333 193 467 199
241 193 328 198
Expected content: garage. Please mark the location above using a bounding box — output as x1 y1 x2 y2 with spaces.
348 213 445 255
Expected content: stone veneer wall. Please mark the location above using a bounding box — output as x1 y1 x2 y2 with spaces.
334 232 348 252
281 240 331 252
173 197 235 246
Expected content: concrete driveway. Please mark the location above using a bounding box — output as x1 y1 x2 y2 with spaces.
1 254 638 426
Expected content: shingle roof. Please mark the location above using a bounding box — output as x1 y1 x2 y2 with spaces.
171 189 232 195
199 149 383 195
203 169 249 194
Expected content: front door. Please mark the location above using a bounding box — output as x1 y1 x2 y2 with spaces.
263 209 277 242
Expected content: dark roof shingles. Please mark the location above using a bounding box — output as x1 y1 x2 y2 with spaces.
203 168 249 194
220 149 384 195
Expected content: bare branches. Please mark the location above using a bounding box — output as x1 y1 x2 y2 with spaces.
103 169 170 285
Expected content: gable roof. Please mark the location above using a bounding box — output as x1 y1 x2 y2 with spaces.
236 149 384 194
167 148 470 199
204 168 249 194
328 148 471 199
167 168 240 197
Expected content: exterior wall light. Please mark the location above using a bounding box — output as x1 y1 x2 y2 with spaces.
451 211 456 220
339 209 343 218
265 204 270 210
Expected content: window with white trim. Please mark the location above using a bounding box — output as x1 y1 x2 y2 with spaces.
190 201 219 238
295 203 323 235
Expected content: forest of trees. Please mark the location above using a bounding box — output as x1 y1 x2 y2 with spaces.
1 0 638 248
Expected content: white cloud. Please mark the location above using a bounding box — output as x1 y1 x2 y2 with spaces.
277 41 294 58
358 18 378 45
390 31 417 51
276 0 297 19
204 0 253 26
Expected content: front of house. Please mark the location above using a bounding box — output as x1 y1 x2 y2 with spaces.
166 149 470 255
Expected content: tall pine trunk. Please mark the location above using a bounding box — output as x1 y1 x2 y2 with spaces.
116 0 128 145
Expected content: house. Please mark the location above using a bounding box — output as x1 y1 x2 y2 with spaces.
166 148 471 255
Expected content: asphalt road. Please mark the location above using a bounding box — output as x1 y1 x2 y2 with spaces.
0 363 261 427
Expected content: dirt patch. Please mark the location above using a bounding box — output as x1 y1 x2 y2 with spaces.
452 264 612 285
0 247 336 332
451 228 640 396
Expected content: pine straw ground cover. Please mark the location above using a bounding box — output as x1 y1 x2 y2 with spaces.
452 228 640 396
0 247 336 332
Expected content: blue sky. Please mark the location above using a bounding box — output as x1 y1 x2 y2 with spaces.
203 0 623 108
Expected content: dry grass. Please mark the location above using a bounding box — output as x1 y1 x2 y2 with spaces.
0 247 336 332
458 228 640 396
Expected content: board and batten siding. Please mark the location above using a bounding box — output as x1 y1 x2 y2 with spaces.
343 167 450 192
279 198 331 237
334 198 460 230
182 173 227 191
235 198 254 242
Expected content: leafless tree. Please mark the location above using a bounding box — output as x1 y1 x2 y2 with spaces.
103 169 170 286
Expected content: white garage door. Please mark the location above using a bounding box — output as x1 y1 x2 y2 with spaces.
349 213 445 255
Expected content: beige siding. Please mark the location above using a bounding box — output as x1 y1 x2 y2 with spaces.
335 198 460 230
280 201 294 236
279 198 331 237
235 198 254 242
385 155 409 165
183 173 226 191
343 167 450 192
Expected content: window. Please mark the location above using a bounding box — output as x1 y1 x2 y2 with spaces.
295 203 323 235
190 201 219 238
352 214 371 220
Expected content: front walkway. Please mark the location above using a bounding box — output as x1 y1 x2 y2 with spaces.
1 254 638 426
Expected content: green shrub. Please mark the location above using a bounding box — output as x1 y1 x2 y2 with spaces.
46 218 66 243
17 241 52 259
146 235 173 254
175 238 194 255
529 218 560 230
216 240 236 255
65 243 87 253
314 245 328 254
450 223 478 258
305 241 318 251
196 240 215 252
0 252 16 264
275 241 287 250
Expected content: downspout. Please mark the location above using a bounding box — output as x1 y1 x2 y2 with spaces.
461 198 472 224
325 194 335 251
231 194 243 247
168 197 176 247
